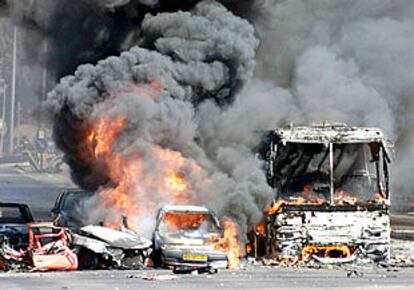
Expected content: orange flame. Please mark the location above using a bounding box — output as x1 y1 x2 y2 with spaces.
373 193 389 205
162 212 209 232
267 197 325 216
256 222 266 237
210 219 243 269
301 245 352 261
84 111 207 232
334 190 358 206
86 117 126 160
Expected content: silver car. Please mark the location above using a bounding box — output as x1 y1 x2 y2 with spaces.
153 205 228 271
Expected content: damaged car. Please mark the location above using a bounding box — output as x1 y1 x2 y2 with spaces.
152 205 228 271
1 222 78 271
51 189 95 229
256 123 392 263
0 203 34 251
70 224 152 270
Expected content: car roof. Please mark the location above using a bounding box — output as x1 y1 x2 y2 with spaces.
161 204 210 213
0 202 30 208
60 188 94 194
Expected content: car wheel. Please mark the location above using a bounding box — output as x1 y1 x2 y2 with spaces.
151 250 163 268
77 249 99 270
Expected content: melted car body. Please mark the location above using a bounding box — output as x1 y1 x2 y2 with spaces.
71 225 152 270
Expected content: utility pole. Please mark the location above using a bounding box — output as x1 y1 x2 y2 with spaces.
16 101 21 150
0 82 6 154
9 26 17 153
42 39 48 103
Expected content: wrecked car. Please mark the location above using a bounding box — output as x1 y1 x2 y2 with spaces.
28 223 78 271
153 205 228 271
0 203 34 251
257 123 392 263
51 189 95 229
1 222 78 271
70 224 152 270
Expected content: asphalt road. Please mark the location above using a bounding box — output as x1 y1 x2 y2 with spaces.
0 164 413 290
0 164 73 219
1 267 414 290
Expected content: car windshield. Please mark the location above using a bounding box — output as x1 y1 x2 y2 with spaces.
159 212 220 233
0 206 31 224
61 191 95 211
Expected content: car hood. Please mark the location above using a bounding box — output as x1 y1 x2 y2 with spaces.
80 225 152 249
159 231 222 248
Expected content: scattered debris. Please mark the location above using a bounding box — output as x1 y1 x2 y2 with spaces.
140 274 178 281
346 270 364 278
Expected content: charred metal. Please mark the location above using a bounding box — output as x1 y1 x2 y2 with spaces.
255 123 392 264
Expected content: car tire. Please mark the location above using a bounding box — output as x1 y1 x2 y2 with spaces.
77 248 99 270
151 250 163 268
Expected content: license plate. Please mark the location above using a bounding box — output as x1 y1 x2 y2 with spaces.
182 254 208 262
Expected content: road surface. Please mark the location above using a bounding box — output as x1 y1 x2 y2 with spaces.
0 164 413 290
1 267 414 290
0 164 73 219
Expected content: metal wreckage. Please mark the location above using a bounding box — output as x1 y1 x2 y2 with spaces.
252 123 392 264
0 202 152 271
1 122 394 271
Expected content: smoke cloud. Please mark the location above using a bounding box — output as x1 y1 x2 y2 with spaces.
46 0 271 237
6 0 414 239
251 0 414 207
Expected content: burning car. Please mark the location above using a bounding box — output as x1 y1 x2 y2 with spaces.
257 123 392 263
152 205 228 271
70 224 152 270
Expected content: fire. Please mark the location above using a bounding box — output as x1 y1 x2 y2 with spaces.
334 190 358 205
166 173 187 193
128 80 163 99
210 219 243 269
267 197 325 216
267 200 284 215
301 245 352 261
84 110 207 232
162 212 208 231
267 184 329 215
373 193 389 205
86 117 126 160
256 222 266 236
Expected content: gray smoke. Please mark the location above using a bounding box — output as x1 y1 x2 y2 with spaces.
47 0 271 238
237 0 414 209
2 0 263 78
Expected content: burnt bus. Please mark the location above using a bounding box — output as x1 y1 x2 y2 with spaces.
258 123 392 263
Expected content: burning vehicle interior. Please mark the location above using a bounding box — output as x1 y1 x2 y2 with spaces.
153 205 228 271
256 123 392 264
